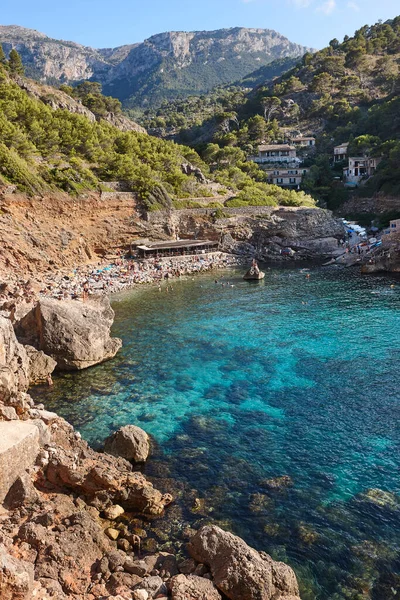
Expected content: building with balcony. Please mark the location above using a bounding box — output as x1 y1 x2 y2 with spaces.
334 143 349 162
343 157 381 185
291 136 316 147
250 144 299 165
264 168 309 189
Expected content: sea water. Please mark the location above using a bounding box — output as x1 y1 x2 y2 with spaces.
32 266 400 599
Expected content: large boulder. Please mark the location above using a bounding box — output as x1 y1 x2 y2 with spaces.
188 525 300 600
0 544 34 600
14 296 122 371
0 316 29 401
104 425 150 462
24 345 57 385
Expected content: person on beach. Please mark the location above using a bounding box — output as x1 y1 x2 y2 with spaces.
82 281 89 301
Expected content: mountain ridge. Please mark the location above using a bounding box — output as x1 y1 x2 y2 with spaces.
0 24 314 107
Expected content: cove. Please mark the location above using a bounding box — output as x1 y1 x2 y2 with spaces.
31 266 400 599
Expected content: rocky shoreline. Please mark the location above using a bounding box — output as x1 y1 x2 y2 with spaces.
0 292 302 600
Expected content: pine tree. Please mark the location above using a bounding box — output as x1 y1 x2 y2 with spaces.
0 44 7 68
8 49 24 75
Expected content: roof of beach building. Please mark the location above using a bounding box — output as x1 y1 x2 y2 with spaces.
258 144 295 152
291 136 315 141
136 240 218 251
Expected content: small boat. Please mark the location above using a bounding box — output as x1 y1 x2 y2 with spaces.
243 261 265 281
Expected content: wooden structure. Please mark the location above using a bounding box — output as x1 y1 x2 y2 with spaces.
136 240 219 258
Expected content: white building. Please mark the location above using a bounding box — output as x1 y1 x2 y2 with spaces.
250 144 300 165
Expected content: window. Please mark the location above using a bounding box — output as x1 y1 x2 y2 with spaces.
289 178 296 184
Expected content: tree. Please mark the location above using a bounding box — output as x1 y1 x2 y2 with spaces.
374 56 399 93
0 44 7 68
260 96 281 123
311 73 335 94
8 49 24 75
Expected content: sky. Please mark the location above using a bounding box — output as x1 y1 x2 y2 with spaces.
2 0 399 50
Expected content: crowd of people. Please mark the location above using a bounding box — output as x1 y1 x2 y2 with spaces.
38 252 243 301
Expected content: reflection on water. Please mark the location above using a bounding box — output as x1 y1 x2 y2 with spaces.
31 267 400 599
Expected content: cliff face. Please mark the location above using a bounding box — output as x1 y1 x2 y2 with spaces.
0 25 313 106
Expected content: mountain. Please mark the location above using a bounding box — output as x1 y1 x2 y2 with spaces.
0 25 313 107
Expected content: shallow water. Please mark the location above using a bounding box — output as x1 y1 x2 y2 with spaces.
32 266 400 599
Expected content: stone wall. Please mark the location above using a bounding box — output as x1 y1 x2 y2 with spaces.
99 181 131 192
100 191 137 202
145 205 276 225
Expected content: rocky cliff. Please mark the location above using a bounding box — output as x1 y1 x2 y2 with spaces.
0 25 313 107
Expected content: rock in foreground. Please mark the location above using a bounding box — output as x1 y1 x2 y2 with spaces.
104 424 150 462
25 345 57 385
188 525 300 600
14 296 122 371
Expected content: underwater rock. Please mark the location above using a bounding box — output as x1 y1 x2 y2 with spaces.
356 488 400 511
259 476 293 491
104 424 150 463
14 296 122 371
188 525 300 600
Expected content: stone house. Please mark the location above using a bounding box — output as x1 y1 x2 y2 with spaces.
343 156 381 185
334 143 349 162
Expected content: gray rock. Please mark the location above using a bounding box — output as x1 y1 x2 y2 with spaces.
24 345 57 385
3 472 39 509
104 425 150 463
0 316 29 402
0 404 18 420
0 421 40 504
0 543 34 600
188 525 300 600
137 575 167 598
14 296 122 371
169 574 222 600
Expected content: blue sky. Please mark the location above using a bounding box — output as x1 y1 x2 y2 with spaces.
2 0 399 49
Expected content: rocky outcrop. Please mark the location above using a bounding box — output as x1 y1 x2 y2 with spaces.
14 296 122 371
181 163 208 184
14 76 96 121
188 525 300 600
25 345 57 385
43 419 170 515
104 425 151 463
13 76 146 133
103 112 147 134
0 544 34 600
0 316 29 401
0 421 40 503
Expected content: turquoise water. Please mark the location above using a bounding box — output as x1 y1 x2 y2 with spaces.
32 266 400 599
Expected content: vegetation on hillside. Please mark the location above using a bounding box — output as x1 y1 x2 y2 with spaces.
143 18 400 205
0 48 315 210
